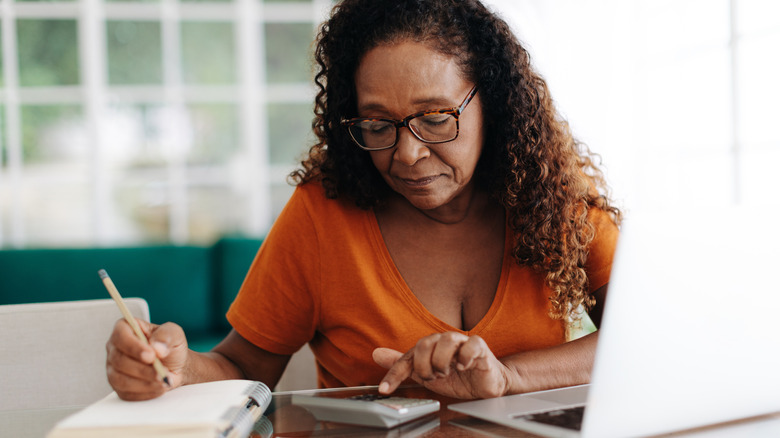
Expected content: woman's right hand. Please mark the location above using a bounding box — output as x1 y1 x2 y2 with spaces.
106 318 189 400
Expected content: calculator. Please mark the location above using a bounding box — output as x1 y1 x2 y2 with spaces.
291 393 441 428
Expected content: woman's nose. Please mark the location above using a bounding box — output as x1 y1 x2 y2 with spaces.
393 127 430 166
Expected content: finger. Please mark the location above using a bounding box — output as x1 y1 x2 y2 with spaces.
456 335 490 371
148 322 187 359
106 319 173 387
108 319 158 365
372 347 404 369
107 364 167 400
117 388 167 402
412 337 435 381
111 374 167 401
106 338 164 383
430 332 469 376
106 344 168 400
376 349 414 394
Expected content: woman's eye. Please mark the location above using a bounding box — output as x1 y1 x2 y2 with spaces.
419 115 452 126
367 122 393 134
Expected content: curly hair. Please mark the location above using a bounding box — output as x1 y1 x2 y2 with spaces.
290 0 621 320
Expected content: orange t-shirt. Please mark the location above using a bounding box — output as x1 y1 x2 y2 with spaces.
227 181 618 388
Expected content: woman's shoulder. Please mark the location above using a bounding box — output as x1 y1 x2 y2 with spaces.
293 179 346 207
288 180 366 221
587 206 620 238
584 206 620 288
267 180 369 248
292 179 326 203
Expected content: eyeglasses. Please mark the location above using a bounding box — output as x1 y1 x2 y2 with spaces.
341 85 478 151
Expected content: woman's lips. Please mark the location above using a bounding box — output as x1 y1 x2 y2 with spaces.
400 175 439 187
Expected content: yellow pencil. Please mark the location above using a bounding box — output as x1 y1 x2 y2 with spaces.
98 269 171 386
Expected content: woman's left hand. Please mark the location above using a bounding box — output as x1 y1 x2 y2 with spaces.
372 332 514 399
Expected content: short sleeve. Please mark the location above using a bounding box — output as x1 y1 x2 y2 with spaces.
226 184 321 355
585 208 620 292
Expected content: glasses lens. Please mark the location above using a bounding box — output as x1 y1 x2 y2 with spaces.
409 113 457 142
350 120 395 149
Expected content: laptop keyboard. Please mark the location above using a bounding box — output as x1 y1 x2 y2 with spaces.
513 406 586 431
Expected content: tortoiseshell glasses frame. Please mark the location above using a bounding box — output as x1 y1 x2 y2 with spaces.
341 85 478 151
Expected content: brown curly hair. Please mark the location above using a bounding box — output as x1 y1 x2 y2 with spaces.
290 0 621 320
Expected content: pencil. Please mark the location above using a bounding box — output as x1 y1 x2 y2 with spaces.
98 269 171 386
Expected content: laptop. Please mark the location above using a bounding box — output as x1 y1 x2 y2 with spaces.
449 205 780 437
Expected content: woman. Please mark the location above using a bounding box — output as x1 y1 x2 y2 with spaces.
106 0 620 401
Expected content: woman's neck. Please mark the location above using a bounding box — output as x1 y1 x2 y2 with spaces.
384 187 496 227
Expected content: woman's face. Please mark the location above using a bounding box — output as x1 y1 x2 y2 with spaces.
353 40 484 215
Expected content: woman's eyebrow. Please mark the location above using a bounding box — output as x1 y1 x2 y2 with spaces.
412 96 455 107
357 96 457 115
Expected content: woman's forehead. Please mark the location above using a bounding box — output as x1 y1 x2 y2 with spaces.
354 41 469 104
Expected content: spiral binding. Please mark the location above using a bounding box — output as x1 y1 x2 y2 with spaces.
252 416 274 438
218 382 273 438
218 402 254 438
244 381 272 413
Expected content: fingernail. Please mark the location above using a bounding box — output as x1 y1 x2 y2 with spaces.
378 382 390 393
152 342 169 357
140 350 154 363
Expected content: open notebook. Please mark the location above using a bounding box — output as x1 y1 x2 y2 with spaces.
450 205 780 437
47 380 271 438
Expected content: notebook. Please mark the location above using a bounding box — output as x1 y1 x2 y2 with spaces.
449 205 780 438
47 379 271 438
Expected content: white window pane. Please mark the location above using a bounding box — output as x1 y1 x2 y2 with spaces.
23 182 92 246
638 50 732 151
633 149 735 207
114 169 171 244
736 0 780 35
264 22 315 84
21 105 86 165
186 104 240 164
638 0 730 60
17 19 80 87
105 104 168 165
740 148 780 204
107 21 163 85
268 102 313 166
181 22 236 85
187 186 250 244
737 31 780 146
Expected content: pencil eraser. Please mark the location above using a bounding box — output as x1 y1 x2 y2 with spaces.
98 269 108 279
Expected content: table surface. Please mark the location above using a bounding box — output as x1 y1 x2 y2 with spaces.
4 385 780 438
264 385 529 438
264 386 780 438
262 385 780 438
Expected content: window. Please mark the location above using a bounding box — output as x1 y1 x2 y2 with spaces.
3 0 777 247
1 0 331 247
486 0 779 210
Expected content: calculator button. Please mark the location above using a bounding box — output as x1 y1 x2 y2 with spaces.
347 394 390 401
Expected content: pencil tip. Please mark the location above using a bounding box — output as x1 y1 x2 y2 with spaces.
163 376 171 387
98 269 108 279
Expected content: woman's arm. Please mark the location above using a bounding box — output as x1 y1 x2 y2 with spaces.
502 282 608 393
373 284 609 399
106 319 290 400
373 330 598 399
206 329 292 386
501 331 598 394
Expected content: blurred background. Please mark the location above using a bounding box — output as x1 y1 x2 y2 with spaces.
0 0 777 249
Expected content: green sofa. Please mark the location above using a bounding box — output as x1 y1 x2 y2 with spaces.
0 237 263 352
